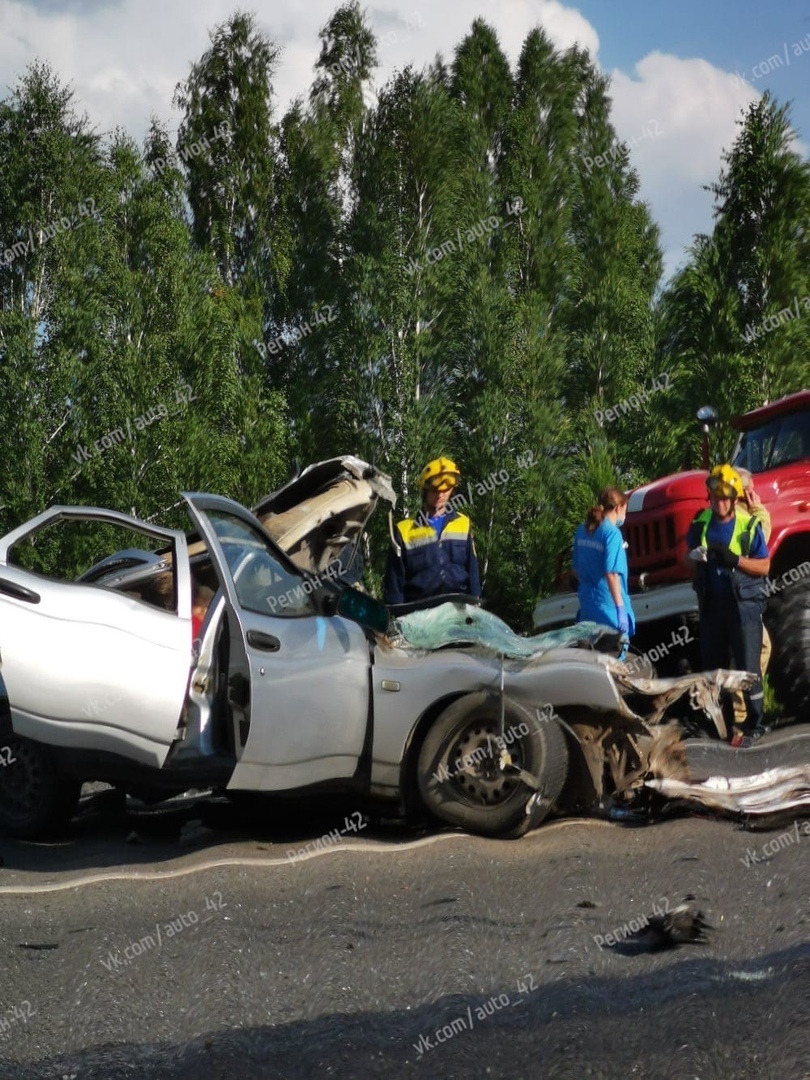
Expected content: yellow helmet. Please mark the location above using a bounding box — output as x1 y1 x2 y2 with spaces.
419 457 461 491
707 463 743 499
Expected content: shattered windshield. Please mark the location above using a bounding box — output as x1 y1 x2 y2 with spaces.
392 602 614 657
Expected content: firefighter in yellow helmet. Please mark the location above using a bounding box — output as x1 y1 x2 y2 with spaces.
731 467 773 731
383 457 481 607
685 464 771 746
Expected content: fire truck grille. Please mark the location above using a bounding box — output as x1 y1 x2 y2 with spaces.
627 515 678 569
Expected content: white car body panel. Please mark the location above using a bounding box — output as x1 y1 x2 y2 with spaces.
0 508 192 768
225 610 370 791
370 646 625 792
182 494 370 791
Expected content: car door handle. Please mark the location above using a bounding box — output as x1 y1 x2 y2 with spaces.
246 630 281 652
0 577 41 604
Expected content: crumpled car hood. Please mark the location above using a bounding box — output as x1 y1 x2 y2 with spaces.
253 456 396 575
390 601 756 740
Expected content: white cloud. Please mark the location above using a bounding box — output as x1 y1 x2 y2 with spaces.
0 0 599 135
487 0 599 58
0 0 771 283
608 52 759 278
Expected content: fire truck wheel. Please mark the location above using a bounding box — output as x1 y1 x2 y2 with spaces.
768 574 810 724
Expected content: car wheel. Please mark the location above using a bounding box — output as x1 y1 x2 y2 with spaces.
0 736 81 839
767 574 810 724
417 692 569 839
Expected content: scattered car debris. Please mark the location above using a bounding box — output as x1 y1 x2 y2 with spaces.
647 766 810 821
607 899 711 955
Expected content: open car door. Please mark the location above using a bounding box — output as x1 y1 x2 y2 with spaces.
0 507 193 768
183 493 372 792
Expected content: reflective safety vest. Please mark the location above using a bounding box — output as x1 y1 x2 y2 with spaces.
694 507 757 556
691 507 766 607
384 510 481 605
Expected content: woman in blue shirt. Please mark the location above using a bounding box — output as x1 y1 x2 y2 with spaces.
572 486 635 641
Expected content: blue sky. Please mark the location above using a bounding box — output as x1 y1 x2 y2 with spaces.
1 0 807 283
578 0 810 138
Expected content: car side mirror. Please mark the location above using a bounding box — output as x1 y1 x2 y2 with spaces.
337 587 389 634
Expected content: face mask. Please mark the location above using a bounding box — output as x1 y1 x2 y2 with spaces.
616 515 626 527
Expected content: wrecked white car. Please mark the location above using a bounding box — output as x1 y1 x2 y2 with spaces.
0 457 751 840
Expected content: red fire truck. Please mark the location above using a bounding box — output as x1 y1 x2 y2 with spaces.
534 390 810 720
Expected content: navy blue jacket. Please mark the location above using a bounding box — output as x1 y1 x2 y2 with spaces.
384 510 481 605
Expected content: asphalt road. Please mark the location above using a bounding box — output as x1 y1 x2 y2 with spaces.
0 792 808 1080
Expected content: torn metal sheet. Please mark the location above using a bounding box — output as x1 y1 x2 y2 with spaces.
647 766 810 816
611 668 757 740
254 457 396 575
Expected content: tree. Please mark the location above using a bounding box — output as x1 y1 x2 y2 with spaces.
273 3 378 462
174 11 281 298
709 93 810 405
656 94 810 470
0 63 106 534
0 63 287 575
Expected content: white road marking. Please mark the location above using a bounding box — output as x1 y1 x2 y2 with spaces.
0 819 608 896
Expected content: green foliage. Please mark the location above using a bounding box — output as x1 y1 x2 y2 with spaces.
1 15 808 619
174 10 281 296
0 61 287 576
655 93 810 477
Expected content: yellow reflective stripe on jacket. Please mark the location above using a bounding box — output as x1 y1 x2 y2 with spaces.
396 514 471 548
396 521 436 549
696 507 756 556
441 515 472 538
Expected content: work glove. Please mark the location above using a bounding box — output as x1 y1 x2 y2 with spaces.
708 541 739 570
616 605 630 635
688 546 707 562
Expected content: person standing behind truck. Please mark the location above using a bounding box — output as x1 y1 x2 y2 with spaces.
572 487 635 652
735 467 772 542
685 464 771 747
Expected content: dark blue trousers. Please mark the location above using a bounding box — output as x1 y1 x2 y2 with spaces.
699 595 764 730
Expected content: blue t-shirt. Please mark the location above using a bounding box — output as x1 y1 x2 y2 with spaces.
573 519 635 633
687 513 768 596
427 511 450 535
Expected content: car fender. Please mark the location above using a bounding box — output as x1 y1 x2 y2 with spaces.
372 646 628 802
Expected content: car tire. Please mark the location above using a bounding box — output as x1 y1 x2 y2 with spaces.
0 736 81 839
767 575 810 724
417 692 569 839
